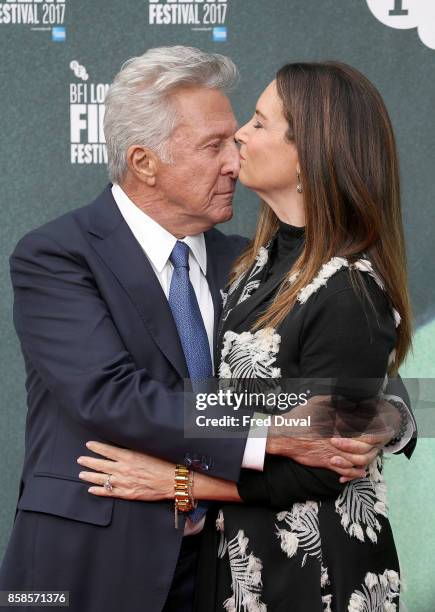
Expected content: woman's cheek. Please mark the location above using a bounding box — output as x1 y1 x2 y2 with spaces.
245 143 260 170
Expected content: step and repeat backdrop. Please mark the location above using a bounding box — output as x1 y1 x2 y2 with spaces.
1 1 434 609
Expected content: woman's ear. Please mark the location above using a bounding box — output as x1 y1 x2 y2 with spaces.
126 145 158 187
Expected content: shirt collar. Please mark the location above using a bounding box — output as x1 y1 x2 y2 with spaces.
112 184 207 275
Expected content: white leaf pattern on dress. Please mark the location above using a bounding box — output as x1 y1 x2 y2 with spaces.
235 245 270 306
392 309 401 328
347 569 400 611
223 530 267 612
216 509 228 559
275 501 322 566
296 257 349 303
237 280 261 305
249 245 269 278
276 502 332 600
291 255 395 315
228 270 247 296
218 534 229 560
321 564 330 588
335 456 388 543
219 328 281 379
322 594 333 612
352 259 385 291
221 242 271 324
221 289 228 309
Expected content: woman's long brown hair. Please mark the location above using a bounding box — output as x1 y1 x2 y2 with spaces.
229 61 412 372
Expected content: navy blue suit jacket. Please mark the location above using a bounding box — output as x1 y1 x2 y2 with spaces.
0 186 249 612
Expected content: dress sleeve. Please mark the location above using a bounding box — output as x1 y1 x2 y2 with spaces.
299 286 394 379
237 281 396 509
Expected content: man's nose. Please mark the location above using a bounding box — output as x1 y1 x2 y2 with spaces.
221 140 240 179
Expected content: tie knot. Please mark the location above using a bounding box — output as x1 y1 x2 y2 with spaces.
170 241 190 269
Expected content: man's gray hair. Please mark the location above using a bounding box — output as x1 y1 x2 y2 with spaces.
104 46 239 184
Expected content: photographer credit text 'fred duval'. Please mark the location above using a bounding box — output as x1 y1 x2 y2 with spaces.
194 388 311 430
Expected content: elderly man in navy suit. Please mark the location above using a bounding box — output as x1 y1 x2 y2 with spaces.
0 46 416 612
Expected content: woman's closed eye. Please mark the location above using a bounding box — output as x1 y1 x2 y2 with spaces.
253 121 263 129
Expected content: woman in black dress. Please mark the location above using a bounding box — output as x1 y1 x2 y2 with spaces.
79 62 413 611
190 62 413 611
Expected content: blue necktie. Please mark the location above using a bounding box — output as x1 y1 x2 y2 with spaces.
168 241 212 522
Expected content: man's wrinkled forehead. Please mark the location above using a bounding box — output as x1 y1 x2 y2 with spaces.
169 86 238 140
173 111 238 143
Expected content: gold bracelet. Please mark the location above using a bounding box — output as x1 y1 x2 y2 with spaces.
174 464 194 529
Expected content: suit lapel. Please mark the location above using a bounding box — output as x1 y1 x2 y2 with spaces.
82 186 189 379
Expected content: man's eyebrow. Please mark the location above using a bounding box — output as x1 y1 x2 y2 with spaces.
199 129 237 143
255 108 267 120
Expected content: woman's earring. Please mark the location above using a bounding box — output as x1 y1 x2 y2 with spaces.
296 170 303 194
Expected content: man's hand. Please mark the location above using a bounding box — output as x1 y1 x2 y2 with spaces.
264 394 396 482
329 432 393 482
265 432 391 482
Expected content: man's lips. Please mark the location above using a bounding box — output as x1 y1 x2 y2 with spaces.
216 191 235 196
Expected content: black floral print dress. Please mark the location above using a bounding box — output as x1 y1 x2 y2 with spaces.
194 221 408 612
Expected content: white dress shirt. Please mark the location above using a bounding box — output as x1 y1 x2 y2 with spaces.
112 184 267 535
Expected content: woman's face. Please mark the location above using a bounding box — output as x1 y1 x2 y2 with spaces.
235 80 299 198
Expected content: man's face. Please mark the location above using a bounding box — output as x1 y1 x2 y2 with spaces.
156 86 240 228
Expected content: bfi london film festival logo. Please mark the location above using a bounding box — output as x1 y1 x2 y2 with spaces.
69 61 109 165
366 0 435 50
0 0 67 41
148 0 228 42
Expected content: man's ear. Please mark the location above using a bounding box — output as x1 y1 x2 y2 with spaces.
126 145 158 187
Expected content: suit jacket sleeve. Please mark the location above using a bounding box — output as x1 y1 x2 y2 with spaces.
10 230 247 482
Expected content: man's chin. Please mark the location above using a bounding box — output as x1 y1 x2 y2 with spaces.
214 204 234 225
